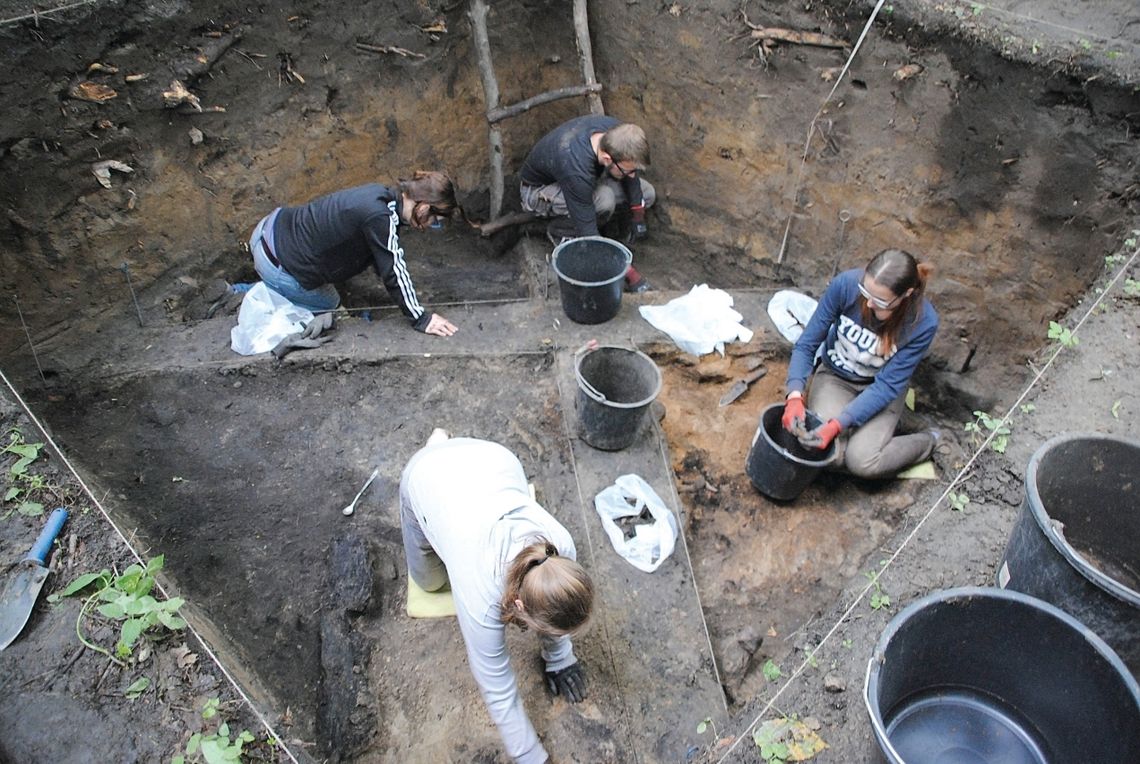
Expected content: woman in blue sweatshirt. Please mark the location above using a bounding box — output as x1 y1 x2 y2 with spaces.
782 249 939 478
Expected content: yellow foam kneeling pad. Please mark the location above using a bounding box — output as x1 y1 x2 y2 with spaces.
897 460 937 480
407 575 457 619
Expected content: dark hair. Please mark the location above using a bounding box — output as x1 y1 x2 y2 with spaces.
398 170 459 228
861 248 934 354
500 539 594 636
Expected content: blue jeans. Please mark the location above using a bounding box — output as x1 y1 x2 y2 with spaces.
249 210 340 312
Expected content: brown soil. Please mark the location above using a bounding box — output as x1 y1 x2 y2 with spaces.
1 0 1139 762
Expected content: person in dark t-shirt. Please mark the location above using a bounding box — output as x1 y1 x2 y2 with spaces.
519 116 656 293
246 171 459 336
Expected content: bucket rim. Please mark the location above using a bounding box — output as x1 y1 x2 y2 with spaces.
863 586 1140 764
551 235 633 288
1025 432 1140 606
758 403 839 468
574 345 663 409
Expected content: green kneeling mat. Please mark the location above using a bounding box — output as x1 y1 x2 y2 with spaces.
407 575 457 619
897 460 937 480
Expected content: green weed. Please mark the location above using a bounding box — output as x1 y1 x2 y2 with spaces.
762 659 782 682
172 697 255 764
1123 279 1140 298
948 491 970 511
1047 321 1078 348
753 716 828 763
1019 403 1035 414
2 428 48 517
50 555 186 662
964 410 1011 453
865 570 891 611
125 677 150 699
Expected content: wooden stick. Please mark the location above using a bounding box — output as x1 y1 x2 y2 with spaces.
572 0 604 115
477 210 538 237
354 42 426 59
487 83 603 124
467 0 504 219
748 26 848 50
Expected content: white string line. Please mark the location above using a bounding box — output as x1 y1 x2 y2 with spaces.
776 0 888 264
551 351 643 764
0 367 301 764
716 244 1140 762
922 0 1138 48
653 423 729 713
0 0 94 26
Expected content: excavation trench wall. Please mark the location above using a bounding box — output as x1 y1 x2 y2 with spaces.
1 0 1138 403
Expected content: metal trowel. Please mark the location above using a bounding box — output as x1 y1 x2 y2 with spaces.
719 365 768 407
0 507 68 650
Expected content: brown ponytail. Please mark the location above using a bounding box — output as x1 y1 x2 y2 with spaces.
860 249 934 355
500 539 594 636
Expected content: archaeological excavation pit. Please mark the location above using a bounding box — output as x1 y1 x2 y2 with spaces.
1 0 1138 761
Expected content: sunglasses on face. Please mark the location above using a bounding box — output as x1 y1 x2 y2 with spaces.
858 281 902 310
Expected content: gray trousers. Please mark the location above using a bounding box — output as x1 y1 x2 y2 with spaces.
400 487 448 592
519 177 656 223
807 367 935 479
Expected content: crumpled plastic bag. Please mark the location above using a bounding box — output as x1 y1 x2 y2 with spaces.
638 284 754 356
594 474 679 573
766 289 819 344
230 282 314 356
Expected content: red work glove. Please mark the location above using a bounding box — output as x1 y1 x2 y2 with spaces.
628 203 648 242
803 418 842 450
781 394 806 431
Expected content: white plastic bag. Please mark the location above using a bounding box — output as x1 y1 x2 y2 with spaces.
230 282 314 356
638 284 754 356
594 474 679 573
766 290 819 344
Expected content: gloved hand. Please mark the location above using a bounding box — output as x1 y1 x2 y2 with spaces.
301 311 335 339
801 418 842 450
545 661 587 703
781 394 806 431
627 203 648 243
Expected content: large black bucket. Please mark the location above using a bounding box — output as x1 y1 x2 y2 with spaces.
745 403 837 501
865 587 1140 764
551 236 632 324
575 346 662 451
997 433 1140 678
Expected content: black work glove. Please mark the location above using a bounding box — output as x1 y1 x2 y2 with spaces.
544 661 587 703
627 204 648 243
271 332 332 360
301 311 336 339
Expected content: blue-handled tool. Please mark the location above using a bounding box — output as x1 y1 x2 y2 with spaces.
0 507 68 650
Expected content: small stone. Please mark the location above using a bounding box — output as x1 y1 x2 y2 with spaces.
232 380 242 388
824 672 846 693
188 127 204 145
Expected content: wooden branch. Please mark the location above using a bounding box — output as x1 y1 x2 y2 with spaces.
0 0 93 27
172 31 242 82
748 26 848 50
572 0 604 115
354 42 426 59
487 83 603 124
477 211 538 237
468 0 504 219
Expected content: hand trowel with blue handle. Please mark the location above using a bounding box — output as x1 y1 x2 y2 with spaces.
0 507 68 650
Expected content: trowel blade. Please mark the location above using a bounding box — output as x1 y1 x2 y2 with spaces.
719 380 748 407
0 561 50 650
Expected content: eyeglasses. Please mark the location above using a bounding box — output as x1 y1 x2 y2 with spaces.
613 162 637 179
858 281 902 310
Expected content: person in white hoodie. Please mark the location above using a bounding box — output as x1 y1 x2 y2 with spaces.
400 433 594 764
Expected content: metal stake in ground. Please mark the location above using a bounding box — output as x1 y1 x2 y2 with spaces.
12 295 46 383
118 262 144 327
830 209 852 277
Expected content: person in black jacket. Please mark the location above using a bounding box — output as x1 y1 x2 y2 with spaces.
247 171 458 336
519 116 655 293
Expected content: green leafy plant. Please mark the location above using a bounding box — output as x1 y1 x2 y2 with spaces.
125 676 150 699
696 715 718 737
904 388 916 411
964 410 1012 453
172 697 255 764
1019 403 1036 414
762 659 782 682
1123 279 1140 298
50 555 186 662
753 716 828 763
948 491 970 512
1078 39 1093 52
2 428 48 517
970 3 983 15
1047 321 1078 348
841 638 853 649
865 570 891 610
1111 400 1123 419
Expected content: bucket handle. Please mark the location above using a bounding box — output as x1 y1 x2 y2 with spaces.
573 340 609 402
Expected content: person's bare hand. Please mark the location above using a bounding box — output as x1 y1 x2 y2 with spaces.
424 313 457 337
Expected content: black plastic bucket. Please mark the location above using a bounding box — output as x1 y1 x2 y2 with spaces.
745 403 837 501
551 236 632 324
865 587 1140 764
575 346 662 451
997 433 1140 678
